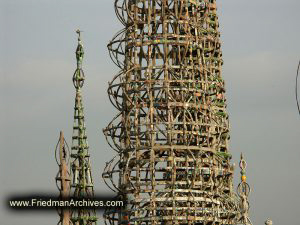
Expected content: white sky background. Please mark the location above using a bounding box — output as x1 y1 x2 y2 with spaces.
1 0 300 224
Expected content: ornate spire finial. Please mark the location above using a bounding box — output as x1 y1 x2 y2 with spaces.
240 153 247 182
75 29 84 69
73 29 85 90
237 153 252 224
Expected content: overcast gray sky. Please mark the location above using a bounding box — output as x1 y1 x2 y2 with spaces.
1 0 300 224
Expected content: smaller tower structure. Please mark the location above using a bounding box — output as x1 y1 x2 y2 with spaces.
237 154 252 225
55 131 71 225
70 30 97 225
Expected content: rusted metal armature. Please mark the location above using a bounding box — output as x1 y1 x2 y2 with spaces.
103 0 240 224
55 131 71 225
70 30 97 224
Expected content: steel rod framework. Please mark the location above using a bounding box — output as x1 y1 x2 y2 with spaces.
103 0 240 224
70 30 97 225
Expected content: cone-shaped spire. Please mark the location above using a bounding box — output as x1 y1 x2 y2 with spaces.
70 30 97 225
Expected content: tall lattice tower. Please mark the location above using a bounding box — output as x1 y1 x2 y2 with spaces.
103 0 240 224
70 30 97 225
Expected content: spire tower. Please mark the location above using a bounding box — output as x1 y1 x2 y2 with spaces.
103 0 240 224
70 30 97 225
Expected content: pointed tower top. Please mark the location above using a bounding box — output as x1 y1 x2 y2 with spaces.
73 29 85 89
240 153 247 175
75 29 84 64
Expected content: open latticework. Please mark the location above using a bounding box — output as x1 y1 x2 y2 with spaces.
103 0 239 224
70 31 97 225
